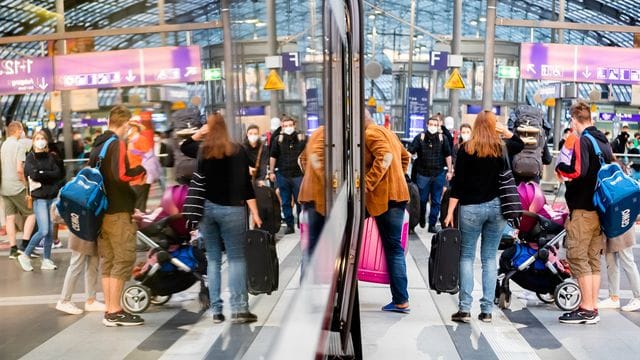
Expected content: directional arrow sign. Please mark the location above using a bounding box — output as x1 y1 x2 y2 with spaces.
125 70 136 82
526 63 537 74
583 66 592 79
0 57 54 95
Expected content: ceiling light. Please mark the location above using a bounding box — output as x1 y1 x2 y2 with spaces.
368 14 375 20
255 22 266 27
470 20 478 26
245 19 259 24
479 17 487 22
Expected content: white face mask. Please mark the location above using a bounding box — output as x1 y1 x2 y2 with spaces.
34 139 47 150
427 126 439 135
283 127 295 135
460 133 470 142
247 134 259 144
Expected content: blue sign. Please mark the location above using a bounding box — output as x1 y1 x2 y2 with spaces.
405 87 429 138
306 88 321 133
598 113 640 122
282 52 301 72
237 106 265 116
430 51 449 71
466 104 501 116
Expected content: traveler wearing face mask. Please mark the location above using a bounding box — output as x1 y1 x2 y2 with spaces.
407 116 453 232
452 123 472 165
16 130 64 271
242 125 269 186
269 116 307 234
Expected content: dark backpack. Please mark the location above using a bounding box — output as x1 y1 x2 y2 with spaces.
512 105 546 178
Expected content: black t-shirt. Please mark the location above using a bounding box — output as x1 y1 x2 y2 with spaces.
198 144 255 206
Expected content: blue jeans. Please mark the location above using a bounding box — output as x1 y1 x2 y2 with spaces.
458 197 506 313
375 204 409 304
276 174 302 227
301 203 325 277
199 201 249 314
24 198 55 259
415 171 446 226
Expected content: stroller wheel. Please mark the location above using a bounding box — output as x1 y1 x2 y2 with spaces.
536 293 555 304
121 284 151 314
150 294 172 306
554 281 581 311
498 292 511 309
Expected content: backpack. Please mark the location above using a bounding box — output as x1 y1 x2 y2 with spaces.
512 105 546 178
584 133 640 238
56 136 117 241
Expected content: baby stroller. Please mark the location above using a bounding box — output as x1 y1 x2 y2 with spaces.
495 211 581 311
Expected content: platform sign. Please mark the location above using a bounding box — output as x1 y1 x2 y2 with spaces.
282 52 301 71
497 65 519 79
54 46 201 90
429 51 449 71
521 42 640 85
405 87 429 138
0 57 53 95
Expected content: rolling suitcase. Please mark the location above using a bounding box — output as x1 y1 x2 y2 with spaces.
428 228 461 294
407 182 420 230
439 188 459 228
254 185 282 235
357 210 410 284
245 229 279 295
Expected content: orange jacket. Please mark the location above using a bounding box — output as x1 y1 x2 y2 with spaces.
127 134 152 186
364 124 410 217
298 126 326 216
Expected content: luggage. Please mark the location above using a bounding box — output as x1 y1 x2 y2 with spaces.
428 228 461 294
245 229 279 295
254 185 282 234
439 188 459 228
407 181 420 230
357 210 410 284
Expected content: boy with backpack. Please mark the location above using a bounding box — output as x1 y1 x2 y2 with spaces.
88 105 146 327
555 101 613 325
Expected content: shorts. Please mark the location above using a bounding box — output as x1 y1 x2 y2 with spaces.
98 212 137 281
3 190 33 216
565 210 603 278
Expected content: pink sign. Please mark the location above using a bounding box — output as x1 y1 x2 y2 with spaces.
0 57 53 95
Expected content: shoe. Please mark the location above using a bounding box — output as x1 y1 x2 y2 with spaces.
213 313 225 324
559 308 599 324
231 312 258 324
17 254 34 271
478 313 492 323
419 217 426 229
284 226 295 235
56 300 83 315
40 259 58 270
622 298 640 312
428 224 440 233
53 240 63 249
84 301 106 312
9 247 22 259
381 302 410 314
29 252 40 259
103 311 144 327
597 297 620 309
451 311 471 323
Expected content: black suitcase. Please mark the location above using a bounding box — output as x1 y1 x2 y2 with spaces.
254 185 282 234
245 229 279 295
439 189 459 228
428 228 461 294
408 181 420 230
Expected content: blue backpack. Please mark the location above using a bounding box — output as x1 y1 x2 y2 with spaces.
584 133 640 238
57 136 118 241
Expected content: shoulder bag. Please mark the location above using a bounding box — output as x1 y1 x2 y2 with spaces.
183 149 206 229
498 144 522 228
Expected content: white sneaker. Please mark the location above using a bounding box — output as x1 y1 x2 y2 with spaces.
40 259 57 270
597 297 620 309
84 300 106 312
621 298 640 312
56 300 83 315
517 290 539 302
53 240 63 249
17 254 33 272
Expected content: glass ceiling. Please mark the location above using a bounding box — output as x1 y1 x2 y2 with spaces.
1 0 639 120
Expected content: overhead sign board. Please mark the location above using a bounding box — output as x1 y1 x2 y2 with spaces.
497 65 519 79
282 52 300 72
0 57 53 95
521 42 640 85
54 46 201 90
429 51 449 71
203 68 222 81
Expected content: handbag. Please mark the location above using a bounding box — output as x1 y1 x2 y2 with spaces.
183 151 206 229
498 144 522 228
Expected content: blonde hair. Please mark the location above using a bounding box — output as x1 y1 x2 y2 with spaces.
108 105 132 128
7 121 23 136
32 130 49 152
465 110 502 158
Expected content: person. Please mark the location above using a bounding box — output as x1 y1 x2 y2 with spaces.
88 105 147 327
16 131 64 271
452 123 472 166
1 121 36 259
269 116 307 234
364 109 411 314
628 147 640 181
555 101 613 324
183 113 262 324
558 128 571 150
171 100 202 184
407 116 453 232
127 120 153 212
597 228 640 312
632 132 640 149
611 125 630 154
444 110 524 323
242 125 269 185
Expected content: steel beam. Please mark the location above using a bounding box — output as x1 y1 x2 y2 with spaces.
496 18 640 33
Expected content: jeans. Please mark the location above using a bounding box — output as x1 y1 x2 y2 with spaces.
375 204 409 304
60 251 100 301
301 203 325 277
606 247 640 298
415 171 446 226
24 198 55 259
458 197 505 313
276 174 303 227
199 200 249 314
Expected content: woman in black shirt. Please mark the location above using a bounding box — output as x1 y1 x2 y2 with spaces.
197 113 262 324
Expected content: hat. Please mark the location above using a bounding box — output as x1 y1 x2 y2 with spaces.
171 101 187 111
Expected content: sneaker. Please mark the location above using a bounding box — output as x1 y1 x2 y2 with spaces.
284 226 295 235
597 297 620 309
9 247 22 259
84 301 106 312
622 298 640 312
559 308 599 324
40 259 58 270
451 311 471 323
381 302 410 314
53 240 63 249
103 311 144 327
478 313 492 323
56 300 83 315
17 254 33 271
29 252 40 259
213 313 225 324
230 312 258 324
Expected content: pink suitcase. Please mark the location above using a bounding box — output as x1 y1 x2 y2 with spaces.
357 210 409 284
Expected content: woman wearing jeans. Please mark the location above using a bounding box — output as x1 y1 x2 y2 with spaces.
444 111 523 323
184 113 263 324
17 130 63 271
